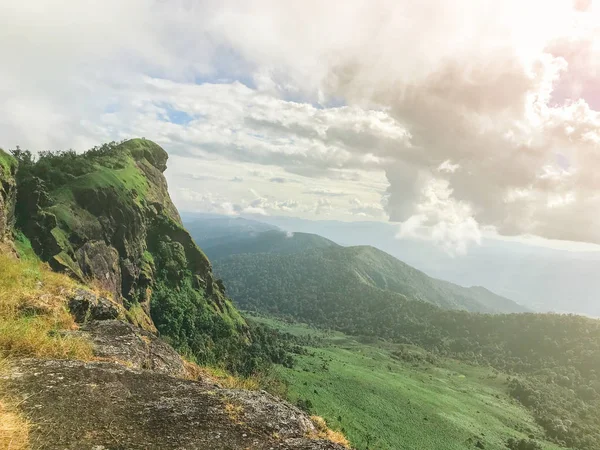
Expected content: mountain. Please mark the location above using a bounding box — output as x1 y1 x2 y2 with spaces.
250 215 600 317
190 223 600 450
185 221 525 314
10 139 250 370
3 143 600 450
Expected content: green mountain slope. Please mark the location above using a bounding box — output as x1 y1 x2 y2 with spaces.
255 315 565 450
205 230 525 313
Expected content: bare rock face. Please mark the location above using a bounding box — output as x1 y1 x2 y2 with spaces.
75 242 123 302
79 319 185 377
223 389 316 438
5 359 346 450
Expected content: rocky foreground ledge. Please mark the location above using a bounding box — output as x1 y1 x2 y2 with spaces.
3 319 346 450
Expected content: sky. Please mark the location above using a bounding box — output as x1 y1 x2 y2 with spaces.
1 0 600 254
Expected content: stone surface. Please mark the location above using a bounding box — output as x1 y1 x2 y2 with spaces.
79 319 185 376
68 288 121 323
6 359 346 450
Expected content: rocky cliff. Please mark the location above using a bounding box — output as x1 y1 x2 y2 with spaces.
11 140 248 370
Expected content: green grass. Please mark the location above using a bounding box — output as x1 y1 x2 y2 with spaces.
251 315 567 450
0 148 17 178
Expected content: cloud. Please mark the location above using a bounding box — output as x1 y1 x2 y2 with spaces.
315 198 332 215
349 198 386 218
305 188 349 197
173 188 240 216
2 0 600 251
269 177 287 183
212 0 600 250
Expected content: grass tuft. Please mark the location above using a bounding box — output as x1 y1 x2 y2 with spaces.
310 415 351 448
224 402 244 424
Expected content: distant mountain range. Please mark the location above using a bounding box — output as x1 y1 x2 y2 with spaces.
192 214 600 317
184 215 526 314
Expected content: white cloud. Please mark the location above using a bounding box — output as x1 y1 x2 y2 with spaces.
315 198 332 215
349 198 386 218
2 0 600 252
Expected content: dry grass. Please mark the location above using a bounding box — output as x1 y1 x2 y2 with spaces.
0 253 92 360
0 359 30 450
224 402 245 424
182 359 261 390
310 415 351 448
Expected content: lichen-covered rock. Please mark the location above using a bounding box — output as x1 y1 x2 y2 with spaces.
68 288 121 323
0 148 17 241
77 319 185 376
5 359 347 450
223 388 316 438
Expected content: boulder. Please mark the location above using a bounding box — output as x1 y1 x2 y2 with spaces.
68 289 120 323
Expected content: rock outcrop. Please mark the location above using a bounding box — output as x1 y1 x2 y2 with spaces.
0 148 17 241
77 319 186 376
69 288 121 323
2 139 349 449
6 359 344 450
5 314 346 450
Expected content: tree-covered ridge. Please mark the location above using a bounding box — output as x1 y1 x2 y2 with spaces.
184 215 279 251
8 139 258 373
209 238 525 315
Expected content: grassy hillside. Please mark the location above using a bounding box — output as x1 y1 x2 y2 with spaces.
252 315 563 450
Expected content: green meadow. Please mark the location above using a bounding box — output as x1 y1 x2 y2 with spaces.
252 315 566 450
